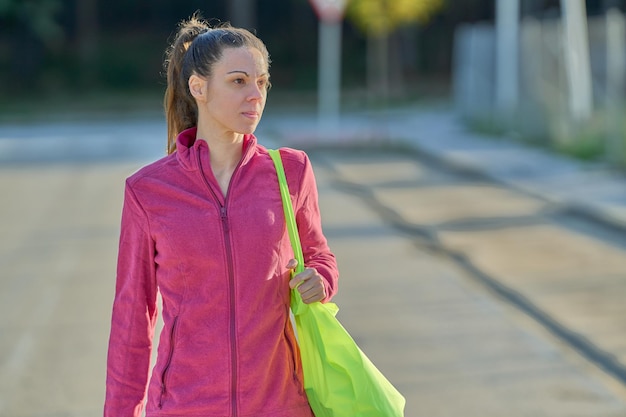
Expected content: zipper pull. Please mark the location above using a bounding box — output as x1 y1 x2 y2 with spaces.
221 206 229 232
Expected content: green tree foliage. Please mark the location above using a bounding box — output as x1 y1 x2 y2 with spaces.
343 0 446 108
0 0 64 48
0 0 502 97
346 0 445 36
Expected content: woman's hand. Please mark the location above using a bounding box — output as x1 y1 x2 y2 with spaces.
286 259 327 304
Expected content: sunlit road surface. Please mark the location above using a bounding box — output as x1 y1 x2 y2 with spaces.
1 118 626 416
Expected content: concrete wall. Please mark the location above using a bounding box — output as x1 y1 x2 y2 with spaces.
452 14 626 144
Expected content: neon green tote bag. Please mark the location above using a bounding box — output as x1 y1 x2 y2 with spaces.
269 149 406 417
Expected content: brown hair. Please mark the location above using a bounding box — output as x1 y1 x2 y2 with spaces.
163 13 271 154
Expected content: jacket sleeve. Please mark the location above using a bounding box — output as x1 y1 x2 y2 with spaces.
104 180 158 417
291 152 339 302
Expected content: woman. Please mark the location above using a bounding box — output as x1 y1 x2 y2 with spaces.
104 14 338 417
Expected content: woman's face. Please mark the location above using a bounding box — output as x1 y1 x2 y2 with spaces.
199 46 269 137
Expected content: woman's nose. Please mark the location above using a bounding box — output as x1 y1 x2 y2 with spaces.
248 83 264 101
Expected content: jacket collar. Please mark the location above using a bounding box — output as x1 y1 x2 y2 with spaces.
175 127 257 171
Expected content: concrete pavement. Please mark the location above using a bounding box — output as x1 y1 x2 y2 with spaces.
309 149 626 416
259 105 626 414
260 104 626 233
1 108 626 416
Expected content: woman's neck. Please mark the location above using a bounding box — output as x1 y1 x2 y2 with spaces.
196 124 245 196
196 124 244 169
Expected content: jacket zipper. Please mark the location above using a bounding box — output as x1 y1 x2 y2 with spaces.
158 315 179 409
221 205 238 417
196 148 247 417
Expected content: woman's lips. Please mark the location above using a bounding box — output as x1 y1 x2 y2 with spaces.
242 111 259 119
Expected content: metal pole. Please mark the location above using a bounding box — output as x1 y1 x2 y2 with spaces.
318 19 342 134
562 0 593 123
495 0 520 115
606 8 625 165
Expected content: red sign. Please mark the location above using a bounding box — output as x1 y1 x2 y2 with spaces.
308 0 347 22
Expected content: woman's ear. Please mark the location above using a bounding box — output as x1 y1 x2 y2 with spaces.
189 74 207 102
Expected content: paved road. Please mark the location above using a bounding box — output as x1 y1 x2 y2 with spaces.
1 116 626 416
316 149 626 416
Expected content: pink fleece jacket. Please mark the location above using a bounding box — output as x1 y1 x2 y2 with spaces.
104 127 338 417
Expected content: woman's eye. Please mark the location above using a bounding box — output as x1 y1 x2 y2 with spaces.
234 78 245 85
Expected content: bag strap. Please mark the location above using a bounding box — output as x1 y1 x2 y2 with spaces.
268 149 304 275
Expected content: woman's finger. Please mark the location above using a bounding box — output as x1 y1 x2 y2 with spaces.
289 267 313 289
285 258 298 271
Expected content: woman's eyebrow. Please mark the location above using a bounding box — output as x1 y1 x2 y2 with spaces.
226 70 269 78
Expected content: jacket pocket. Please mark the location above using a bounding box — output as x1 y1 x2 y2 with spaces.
284 320 304 394
158 316 179 409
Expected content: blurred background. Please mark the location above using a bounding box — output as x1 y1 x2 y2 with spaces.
1 0 458 105
1 0 626 166
3 1 626 416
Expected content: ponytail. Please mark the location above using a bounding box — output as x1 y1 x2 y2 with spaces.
163 14 209 154
163 13 271 155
